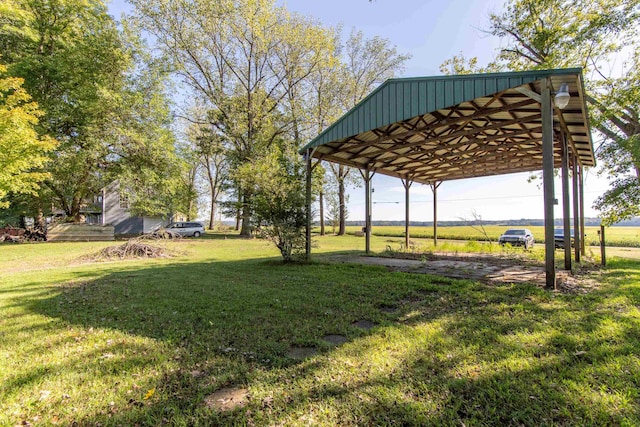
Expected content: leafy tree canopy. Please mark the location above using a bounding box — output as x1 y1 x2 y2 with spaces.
0 0 183 220
442 0 640 225
0 62 56 208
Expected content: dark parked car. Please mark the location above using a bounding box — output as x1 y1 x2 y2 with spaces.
554 227 575 249
498 228 535 249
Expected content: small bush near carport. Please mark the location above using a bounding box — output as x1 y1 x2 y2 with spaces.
238 146 308 262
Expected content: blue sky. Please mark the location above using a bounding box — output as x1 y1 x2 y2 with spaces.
107 0 610 222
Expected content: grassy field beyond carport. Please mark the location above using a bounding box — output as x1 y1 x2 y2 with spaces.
1 233 639 426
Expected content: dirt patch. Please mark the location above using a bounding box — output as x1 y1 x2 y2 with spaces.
286 346 318 360
204 387 249 412
352 320 378 330
330 253 598 292
323 334 349 346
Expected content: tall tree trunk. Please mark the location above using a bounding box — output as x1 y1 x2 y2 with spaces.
36 208 45 229
240 193 252 236
205 160 216 230
72 194 83 223
235 186 241 231
209 200 216 230
319 190 325 236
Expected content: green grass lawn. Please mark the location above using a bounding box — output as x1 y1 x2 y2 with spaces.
341 225 640 248
1 234 640 426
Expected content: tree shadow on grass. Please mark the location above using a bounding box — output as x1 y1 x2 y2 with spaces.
198 232 247 240
12 256 640 426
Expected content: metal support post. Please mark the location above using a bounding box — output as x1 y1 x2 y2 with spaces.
579 165 586 256
364 169 371 254
561 132 572 270
305 149 312 260
572 157 581 263
541 78 556 289
431 182 441 246
402 178 413 249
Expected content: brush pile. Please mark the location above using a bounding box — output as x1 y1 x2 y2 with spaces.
90 237 173 260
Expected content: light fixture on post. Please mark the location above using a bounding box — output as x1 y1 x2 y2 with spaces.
555 83 570 109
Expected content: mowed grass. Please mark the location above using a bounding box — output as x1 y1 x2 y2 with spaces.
1 234 640 426
342 225 640 247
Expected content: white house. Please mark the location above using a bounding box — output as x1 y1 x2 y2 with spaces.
102 181 171 235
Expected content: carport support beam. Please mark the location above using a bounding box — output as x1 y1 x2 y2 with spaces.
572 156 581 263
365 169 373 254
580 165 586 256
402 178 413 249
561 131 572 270
305 149 312 260
542 78 556 289
431 182 441 246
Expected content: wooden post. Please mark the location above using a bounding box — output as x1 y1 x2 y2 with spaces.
305 149 312 260
600 225 606 266
579 165 586 256
319 191 325 236
541 78 556 289
561 131 571 271
431 181 441 246
572 156 581 263
402 178 413 250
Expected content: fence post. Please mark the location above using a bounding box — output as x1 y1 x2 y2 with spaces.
599 225 606 266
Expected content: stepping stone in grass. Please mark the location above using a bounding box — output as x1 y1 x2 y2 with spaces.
378 304 398 314
204 387 249 412
286 346 318 360
352 320 378 330
323 334 349 346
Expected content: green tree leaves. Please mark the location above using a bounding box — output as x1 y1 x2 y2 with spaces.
1 0 182 220
0 63 56 208
465 0 640 224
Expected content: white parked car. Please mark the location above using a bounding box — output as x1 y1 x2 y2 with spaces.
498 228 535 249
164 221 205 237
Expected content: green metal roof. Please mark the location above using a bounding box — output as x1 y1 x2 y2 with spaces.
301 68 594 183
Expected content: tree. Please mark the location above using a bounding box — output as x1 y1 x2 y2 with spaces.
187 121 229 229
326 29 410 235
0 63 56 208
1 0 180 221
107 45 182 219
591 49 640 224
447 0 640 224
239 144 308 261
1 0 125 220
486 0 638 71
439 52 501 75
130 0 335 236
325 183 348 235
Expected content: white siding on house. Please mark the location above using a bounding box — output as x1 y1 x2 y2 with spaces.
103 181 169 235
143 216 168 233
103 182 131 227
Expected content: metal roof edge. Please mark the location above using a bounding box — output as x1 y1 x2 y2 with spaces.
299 68 586 154
299 76 395 154
386 67 583 85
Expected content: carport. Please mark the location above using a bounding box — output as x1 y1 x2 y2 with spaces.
300 68 595 289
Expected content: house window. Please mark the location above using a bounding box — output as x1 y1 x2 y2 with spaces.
119 193 129 209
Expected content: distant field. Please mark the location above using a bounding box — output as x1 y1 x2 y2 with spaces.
341 225 640 248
